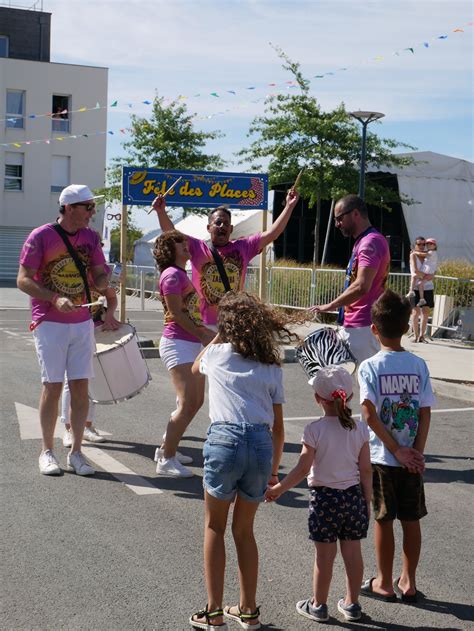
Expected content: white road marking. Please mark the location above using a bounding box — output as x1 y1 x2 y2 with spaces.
82 446 163 496
14 402 112 440
14 402 160 496
284 407 474 422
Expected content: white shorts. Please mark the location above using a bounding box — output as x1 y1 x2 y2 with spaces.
159 336 202 371
338 325 380 365
33 320 95 383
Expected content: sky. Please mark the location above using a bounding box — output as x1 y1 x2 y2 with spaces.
40 0 473 233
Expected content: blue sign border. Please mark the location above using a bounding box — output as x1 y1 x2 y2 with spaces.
122 167 268 210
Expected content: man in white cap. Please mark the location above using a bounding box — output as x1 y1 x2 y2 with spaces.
17 184 110 476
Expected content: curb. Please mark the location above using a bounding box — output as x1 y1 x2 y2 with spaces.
430 378 474 404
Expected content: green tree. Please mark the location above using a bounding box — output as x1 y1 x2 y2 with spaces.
239 47 416 263
109 223 143 263
100 95 225 208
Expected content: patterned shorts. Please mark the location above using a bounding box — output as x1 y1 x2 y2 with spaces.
308 485 369 543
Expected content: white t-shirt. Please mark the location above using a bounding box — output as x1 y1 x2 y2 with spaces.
410 254 434 290
302 416 369 489
420 251 438 275
358 350 436 467
199 343 285 427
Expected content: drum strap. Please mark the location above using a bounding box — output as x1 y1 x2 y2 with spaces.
210 245 232 293
51 223 92 309
337 226 378 325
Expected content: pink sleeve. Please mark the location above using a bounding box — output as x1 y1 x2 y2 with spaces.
19 229 43 270
90 233 107 266
302 423 318 449
160 270 187 295
357 235 385 269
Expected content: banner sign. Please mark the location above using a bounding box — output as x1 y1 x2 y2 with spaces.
122 167 268 210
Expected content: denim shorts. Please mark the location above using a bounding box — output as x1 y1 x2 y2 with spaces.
203 422 273 503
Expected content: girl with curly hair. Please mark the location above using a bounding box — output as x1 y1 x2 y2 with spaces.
189 291 299 630
153 231 215 478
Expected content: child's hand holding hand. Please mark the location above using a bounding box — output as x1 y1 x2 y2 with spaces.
264 482 283 503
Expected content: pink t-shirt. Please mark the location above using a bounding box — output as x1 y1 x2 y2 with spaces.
160 266 203 342
343 230 390 328
303 416 369 489
19 223 107 324
187 233 262 325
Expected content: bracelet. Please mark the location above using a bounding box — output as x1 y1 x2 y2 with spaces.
271 472 279 477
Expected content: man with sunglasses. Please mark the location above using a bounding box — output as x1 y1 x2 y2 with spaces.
17 184 110 476
310 194 390 364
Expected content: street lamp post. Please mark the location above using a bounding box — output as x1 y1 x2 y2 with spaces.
349 110 385 200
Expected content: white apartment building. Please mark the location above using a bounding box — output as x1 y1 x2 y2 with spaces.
0 5 108 280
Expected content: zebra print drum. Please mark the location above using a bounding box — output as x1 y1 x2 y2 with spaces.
295 327 357 378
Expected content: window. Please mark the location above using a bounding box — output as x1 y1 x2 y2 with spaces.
0 36 8 58
4 153 23 191
6 90 25 129
52 95 70 132
51 156 70 192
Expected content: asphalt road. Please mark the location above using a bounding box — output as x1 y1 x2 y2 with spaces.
1 309 473 630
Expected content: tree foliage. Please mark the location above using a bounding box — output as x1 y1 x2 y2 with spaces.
239 47 417 262
109 222 143 263
99 95 225 206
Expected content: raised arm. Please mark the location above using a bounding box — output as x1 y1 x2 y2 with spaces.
259 188 299 249
152 195 175 232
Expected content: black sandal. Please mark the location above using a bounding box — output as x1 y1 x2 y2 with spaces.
189 605 228 629
224 605 261 630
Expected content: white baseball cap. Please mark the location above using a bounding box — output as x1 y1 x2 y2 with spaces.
59 184 104 206
308 365 353 400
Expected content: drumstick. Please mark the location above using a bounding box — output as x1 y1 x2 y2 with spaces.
146 176 183 214
293 168 304 190
78 296 107 308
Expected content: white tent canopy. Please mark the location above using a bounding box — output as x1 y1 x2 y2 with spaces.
372 151 474 261
134 208 272 267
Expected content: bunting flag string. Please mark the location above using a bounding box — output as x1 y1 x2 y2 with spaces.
0 22 470 128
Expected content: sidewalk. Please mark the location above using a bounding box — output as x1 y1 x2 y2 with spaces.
1 287 473 401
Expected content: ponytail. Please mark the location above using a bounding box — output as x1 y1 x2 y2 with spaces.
332 390 356 430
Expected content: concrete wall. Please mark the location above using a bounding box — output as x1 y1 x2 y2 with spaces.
0 57 108 230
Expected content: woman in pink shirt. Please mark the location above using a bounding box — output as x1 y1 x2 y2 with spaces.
153 231 215 478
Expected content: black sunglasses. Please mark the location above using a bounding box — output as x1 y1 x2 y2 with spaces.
334 208 355 224
73 203 96 212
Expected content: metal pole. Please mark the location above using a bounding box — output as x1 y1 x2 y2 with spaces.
258 208 268 300
119 203 127 322
321 199 335 266
359 121 368 200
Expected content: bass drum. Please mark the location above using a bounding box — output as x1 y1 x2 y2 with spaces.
295 327 357 379
89 323 151 404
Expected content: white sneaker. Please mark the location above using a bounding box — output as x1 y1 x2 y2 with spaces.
83 426 106 443
67 451 95 476
62 428 73 448
154 447 193 465
156 456 193 478
406 290 415 298
417 298 427 307
39 450 61 475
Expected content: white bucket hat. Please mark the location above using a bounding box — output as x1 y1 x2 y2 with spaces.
59 184 104 206
308 365 353 401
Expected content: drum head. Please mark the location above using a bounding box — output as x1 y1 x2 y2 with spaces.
94 323 135 353
296 327 357 378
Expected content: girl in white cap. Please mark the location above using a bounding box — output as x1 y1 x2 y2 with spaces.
265 365 372 624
